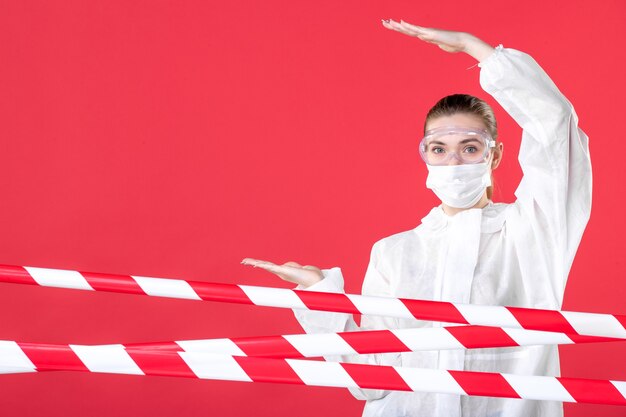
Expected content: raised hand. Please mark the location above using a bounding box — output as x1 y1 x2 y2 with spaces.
241 258 324 288
381 19 495 62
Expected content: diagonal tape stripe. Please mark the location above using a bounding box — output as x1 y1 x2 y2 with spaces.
446 326 519 349
342 362 412 391
340 330 408 355
176 339 246 356
0 341 36 373
401 299 469 324
239 286 307 309
235 356 304 384
286 358 359 388
18 342 88 372
503 373 575 402
24 267 93 291
70 344 144 375
392 327 465 351
81 272 144 295
294 291 360 314
507 307 577 334
394 367 466 396
347 294 415 320
456 305 520 328
283 333 354 358
561 311 626 339
450 370 520 399
126 349 196 378
178 352 252 382
132 276 201 300
0 265 37 285
236 336 303 358
559 377 626 406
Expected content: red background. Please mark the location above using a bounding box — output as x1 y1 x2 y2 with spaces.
1 1 624 416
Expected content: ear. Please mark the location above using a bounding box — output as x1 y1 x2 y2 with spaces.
491 142 504 170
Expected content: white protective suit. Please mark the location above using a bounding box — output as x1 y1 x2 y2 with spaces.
293 45 592 417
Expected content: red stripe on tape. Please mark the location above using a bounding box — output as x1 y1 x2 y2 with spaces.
341 362 412 392
446 326 519 349
559 378 626 406
449 370 520 399
235 356 304 385
294 291 361 315
401 299 469 324
506 307 578 334
190 282 254 305
0 265 38 285
235 336 304 358
340 330 410 355
17 343 89 372
126 350 196 378
81 272 145 295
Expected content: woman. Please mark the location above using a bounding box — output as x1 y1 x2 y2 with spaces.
242 19 592 417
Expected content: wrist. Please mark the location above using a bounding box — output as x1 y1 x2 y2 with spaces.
462 34 495 63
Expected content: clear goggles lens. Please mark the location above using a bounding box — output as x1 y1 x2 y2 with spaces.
419 127 496 166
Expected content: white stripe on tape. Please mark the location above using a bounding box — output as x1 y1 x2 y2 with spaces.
611 380 626 399
284 333 358 357
70 344 144 375
346 294 415 320
286 359 359 388
455 305 521 328
24 266 94 291
239 286 307 309
560 311 626 339
132 276 201 300
176 339 247 356
0 341 36 374
502 373 575 402
504 328 573 346
392 328 464 351
395 367 466 396
178 352 252 382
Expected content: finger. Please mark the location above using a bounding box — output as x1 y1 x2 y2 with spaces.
399 20 429 32
388 20 434 40
401 27 433 40
387 24 423 38
241 258 277 268
397 24 435 39
253 263 279 272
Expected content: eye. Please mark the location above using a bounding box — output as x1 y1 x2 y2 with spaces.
432 147 445 154
464 146 478 154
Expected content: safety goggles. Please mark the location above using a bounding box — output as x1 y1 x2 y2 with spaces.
419 126 496 166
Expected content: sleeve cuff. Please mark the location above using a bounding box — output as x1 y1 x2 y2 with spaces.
294 267 344 293
477 43 504 68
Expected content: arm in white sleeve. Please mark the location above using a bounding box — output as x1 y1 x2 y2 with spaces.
479 45 592 300
293 241 402 401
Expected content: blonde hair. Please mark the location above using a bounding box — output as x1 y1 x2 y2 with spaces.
424 94 499 199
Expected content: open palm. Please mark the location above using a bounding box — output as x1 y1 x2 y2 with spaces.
381 19 468 53
241 258 323 287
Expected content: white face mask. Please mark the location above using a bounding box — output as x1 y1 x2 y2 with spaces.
425 162 492 208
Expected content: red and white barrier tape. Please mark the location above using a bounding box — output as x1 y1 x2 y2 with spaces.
0 326 615 373
2 341 625 405
1 264 624 339
127 326 617 358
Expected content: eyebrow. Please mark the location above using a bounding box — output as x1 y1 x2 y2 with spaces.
427 138 482 145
